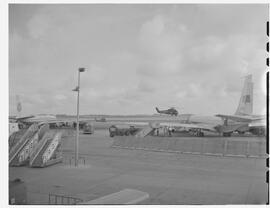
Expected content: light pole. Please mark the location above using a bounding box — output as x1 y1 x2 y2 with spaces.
72 67 85 167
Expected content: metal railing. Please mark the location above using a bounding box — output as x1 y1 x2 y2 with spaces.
48 193 83 205
65 156 86 166
9 124 39 164
112 136 266 158
29 134 50 166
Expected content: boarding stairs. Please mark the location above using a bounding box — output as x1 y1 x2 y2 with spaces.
9 129 27 150
9 124 39 166
9 124 50 166
135 125 154 138
17 124 50 166
30 131 62 167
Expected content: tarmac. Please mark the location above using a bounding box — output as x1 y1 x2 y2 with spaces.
9 129 268 204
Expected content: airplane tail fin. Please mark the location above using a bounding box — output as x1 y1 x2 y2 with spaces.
155 107 160 113
235 74 253 115
16 95 22 118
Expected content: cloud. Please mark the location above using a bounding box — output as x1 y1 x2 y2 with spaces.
137 80 156 93
53 94 67 101
9 5 267 115
188 36 226 66
136 15 188 77
27 13 52 39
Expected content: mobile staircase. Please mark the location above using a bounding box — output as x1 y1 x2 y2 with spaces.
9 129 27 151
9 124 39 166
29 131 62 167
135 126 155 138
9 123 49 166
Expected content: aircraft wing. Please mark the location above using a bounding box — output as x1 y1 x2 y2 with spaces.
37 118 95 125
123 122 150 127
15 115 35 121
248 120 266 128
159 122 217 132
215 114 255 122
37 119 151 128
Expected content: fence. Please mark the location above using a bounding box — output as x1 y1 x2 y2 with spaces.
64 156 86 166
111 136 266 158
48 193 83 205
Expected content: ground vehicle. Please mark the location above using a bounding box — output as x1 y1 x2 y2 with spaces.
109 125 139 137
9 123 19 136
83 123 94 134
95 117 106 122
9 178 27 204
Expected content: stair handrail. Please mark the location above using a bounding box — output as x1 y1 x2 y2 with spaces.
9 123 39 163
38 123 50 141
42 131 62 164
29 131 54 166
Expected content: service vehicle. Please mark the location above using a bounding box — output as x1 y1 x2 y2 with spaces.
109 124 140 137
83 122 94 134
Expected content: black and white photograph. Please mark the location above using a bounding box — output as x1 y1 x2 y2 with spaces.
6 2 269 205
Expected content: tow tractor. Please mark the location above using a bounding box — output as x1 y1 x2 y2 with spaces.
109 125 139 137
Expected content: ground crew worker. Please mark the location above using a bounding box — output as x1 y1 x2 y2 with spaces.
163 127 166 136
168 127 172 136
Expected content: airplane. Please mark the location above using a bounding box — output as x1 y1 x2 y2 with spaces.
215 75 265 135
9 96 55 123
10 75 265 138
10 114 58 124
9 114 62 136
155 107 178 116
9 97 60 125
158 75 266 137
9 96 94 133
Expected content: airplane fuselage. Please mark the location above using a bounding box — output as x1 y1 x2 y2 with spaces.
15 114 57 124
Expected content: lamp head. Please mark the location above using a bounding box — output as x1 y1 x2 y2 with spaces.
79 68 85 72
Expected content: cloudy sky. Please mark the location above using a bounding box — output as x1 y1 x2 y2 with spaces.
9 4 268 116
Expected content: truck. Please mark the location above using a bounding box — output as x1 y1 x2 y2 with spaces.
83 123 94 134
95 117 106 122
9 123 19 136
109 125 140 137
